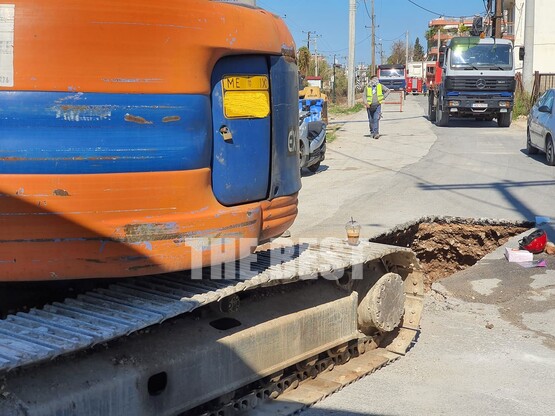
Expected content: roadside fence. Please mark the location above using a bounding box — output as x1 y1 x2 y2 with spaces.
531 71 555 104
383 90 404 112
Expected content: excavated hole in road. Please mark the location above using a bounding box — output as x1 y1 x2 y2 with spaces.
370 217 533 290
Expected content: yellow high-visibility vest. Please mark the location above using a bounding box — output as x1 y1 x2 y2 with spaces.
366 84 384 105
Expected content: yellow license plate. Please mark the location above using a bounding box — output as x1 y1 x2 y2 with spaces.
222 75 270 119
223 75 269 91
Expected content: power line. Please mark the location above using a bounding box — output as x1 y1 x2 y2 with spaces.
362 0 372 19
380 32 406 42
320 34 372 54
406 0 459 18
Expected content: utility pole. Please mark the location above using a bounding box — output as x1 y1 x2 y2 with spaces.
332 54 337 103
303 31 316 51
492 0 503 38
405 31 409 65
313 36 322 76
347 0 356 107
371 0 376 76
523 0 535 92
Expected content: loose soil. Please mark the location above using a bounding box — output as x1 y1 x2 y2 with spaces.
370 217 532 289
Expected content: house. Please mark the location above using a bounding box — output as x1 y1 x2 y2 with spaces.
508 0 555 74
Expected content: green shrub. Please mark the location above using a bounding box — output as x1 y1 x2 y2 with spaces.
513 90 532 119
328 102 364 115
326 125 340 143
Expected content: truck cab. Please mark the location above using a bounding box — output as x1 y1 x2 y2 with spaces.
377 64 406 91
428 37 516 127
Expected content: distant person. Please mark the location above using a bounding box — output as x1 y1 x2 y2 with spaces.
364 75 390 139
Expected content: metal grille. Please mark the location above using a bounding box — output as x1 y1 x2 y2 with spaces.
446 77 514 91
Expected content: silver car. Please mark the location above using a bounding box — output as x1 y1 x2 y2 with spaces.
527 88 555 165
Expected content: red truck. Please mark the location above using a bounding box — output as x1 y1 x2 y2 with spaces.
405 61 425 95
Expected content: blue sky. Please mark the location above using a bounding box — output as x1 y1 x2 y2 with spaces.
257 0 487 65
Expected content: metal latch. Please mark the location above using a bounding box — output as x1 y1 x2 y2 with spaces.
219 125 233 142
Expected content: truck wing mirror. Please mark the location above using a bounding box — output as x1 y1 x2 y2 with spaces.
438 46 446 67
538 105 551 113
519 47 525 61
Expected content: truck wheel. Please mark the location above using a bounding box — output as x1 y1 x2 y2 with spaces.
436 105 449 127
497 112 511 127
428 96 436 122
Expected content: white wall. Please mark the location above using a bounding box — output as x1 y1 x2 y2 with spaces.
533 0 555 73
513 0 555 74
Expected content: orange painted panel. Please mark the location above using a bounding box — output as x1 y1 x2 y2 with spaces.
0 1 300 281
0 169 268 281
1 0 295 94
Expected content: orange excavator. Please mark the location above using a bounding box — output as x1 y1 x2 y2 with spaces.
0 2 423 414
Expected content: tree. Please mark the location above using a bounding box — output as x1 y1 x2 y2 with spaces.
458 23 469 36
413 37 425 61
387 41 412 65
425 27 437 51
333 65 348 100
308 56 331 81
298 46 311 79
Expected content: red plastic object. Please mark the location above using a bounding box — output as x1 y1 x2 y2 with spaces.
519 229 547 254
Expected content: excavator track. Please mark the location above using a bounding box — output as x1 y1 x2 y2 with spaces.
195 334 406 416
0 239 423 416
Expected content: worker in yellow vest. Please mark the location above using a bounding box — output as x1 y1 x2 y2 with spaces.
365 75 390 139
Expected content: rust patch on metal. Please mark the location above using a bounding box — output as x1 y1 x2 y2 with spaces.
0 157 25 161
124 114 153 125
53 189 70 197
60 105 91 111
78 258 107 264
162 116 181 123
120 220 258 244
0 156 123 162
128 264 158 271
123 223 180 243
52 104 113 121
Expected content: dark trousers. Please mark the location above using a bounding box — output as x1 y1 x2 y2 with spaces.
366 105 381 135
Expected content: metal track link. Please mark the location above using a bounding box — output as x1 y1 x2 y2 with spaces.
197 335 413 416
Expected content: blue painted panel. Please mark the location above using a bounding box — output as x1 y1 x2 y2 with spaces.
211 56 270 206
0 92 211 174
269 56 302 198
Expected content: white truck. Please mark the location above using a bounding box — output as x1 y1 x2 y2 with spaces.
407 61 424 78
406 61 425 95
428 36 516 127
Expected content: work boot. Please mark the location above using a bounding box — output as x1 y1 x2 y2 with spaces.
374 134 380 140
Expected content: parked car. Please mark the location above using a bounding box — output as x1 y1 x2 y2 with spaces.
527 88 555 165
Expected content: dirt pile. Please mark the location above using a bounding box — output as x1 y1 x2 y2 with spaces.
370 217 532 288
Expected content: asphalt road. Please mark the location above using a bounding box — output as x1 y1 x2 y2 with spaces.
289 96 555 416
290 96 555 239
